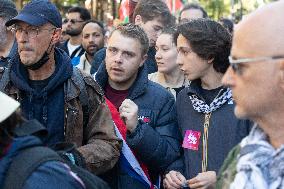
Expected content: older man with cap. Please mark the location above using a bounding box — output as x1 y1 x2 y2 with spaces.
0 0 18 67
217 1 284 189
0 0 122 175
0 91 86 189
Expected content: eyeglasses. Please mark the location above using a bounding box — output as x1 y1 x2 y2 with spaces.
63 19 84 24
229 55 284 75
11 26 56 39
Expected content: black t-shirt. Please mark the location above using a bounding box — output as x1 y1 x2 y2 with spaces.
199 86 223 105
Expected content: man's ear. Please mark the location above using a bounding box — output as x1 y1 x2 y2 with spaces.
139 54 148 67
279 60 284 90
134 15 143 26
51 28 62 45
208 58 214 64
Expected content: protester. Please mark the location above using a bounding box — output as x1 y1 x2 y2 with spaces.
149 27 189 99
95 23 183 189
179 3 208 23
79 20 105 74
217 1 284 188
0 91 85 189
163 19 252 189
1 0 121 175
59 6 91 65
90 0 175 74
0 0 18 67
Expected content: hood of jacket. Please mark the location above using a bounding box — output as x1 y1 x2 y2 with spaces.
10 47 73 97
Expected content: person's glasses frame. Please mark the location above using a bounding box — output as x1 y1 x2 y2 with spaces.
63 18 84 25
229 55 284 75
10 25 56 39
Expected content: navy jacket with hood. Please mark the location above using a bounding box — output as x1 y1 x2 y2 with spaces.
90 47 157 75
95 62 183 188
177 80 252 180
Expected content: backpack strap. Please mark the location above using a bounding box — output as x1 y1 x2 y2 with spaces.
72 68 89 128
70 45 85 59
0 62 11 92
3 146 62 189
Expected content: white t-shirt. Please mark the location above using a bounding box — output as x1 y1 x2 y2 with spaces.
67 41 81 56
76 53 92 74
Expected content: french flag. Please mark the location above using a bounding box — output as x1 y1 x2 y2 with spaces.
105 98 157 189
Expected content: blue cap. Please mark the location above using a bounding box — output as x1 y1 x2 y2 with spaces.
5 0 62 28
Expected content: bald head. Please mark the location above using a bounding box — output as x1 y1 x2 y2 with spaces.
232 1 284 58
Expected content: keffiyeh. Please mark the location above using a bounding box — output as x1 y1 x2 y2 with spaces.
230 125 284 189
189 88 232 113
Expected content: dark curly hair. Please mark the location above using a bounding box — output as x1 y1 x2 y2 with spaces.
109 23 149 56
67 6 91 21
174 19 232 73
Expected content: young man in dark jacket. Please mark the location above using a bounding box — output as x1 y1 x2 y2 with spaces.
95 23 183 189
0 0 122 175
90 0 175 75
163 19 252 189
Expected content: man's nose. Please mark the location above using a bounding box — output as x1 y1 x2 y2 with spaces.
114 52 123 63
222 67 235 87
176 53 183 66
88 36 96 44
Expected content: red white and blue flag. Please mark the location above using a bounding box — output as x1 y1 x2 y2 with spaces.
105 98 157 189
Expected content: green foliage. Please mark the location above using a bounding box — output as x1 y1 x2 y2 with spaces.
190 0 276 22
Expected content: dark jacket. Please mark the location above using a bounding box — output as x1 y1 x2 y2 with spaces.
0 133 84 189
176 80 252 180
90 47 157 75
0 48 122 175
95 62 183 188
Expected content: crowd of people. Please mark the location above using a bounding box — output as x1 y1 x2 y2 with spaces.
0 0 283 189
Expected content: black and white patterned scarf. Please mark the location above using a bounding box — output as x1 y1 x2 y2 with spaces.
189 88 233 113
230 125 284 189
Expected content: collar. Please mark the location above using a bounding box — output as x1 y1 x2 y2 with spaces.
186 79 226 98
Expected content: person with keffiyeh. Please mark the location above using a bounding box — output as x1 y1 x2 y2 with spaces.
217 1 284 189
163 19 252 189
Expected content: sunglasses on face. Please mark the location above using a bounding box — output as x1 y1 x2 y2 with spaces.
229 55 284 75
63 18 84 24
